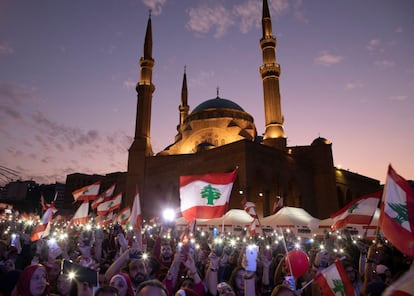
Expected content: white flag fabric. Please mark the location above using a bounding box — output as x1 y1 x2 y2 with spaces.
72 181 101 202
97 193 122 216
67 201 90 230
91 184 115 209
330 192 381 230
180 170 237 221
127 189 142 231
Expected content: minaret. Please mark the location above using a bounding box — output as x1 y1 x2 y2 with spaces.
179 67 189 126
126 12 155 206
260 0 286 150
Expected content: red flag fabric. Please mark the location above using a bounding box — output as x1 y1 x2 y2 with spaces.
127 188 142 231
72 181 101 202
179 170 237 221
314 260 355 296
91 184 115 210
97 193 122 216
330 192 381 231
379 165 414 258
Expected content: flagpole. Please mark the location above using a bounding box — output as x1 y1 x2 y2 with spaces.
278 227 294 279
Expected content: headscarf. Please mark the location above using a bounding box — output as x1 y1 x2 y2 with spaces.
13 264 50 296
110 272 134 296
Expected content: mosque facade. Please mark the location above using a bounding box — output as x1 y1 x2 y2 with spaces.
64 0 380 220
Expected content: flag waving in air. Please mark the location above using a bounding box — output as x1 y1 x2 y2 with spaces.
97 193 122 216
117 206 131 225
314 260 355 296
127 188 142 231
379 165 414 258
330 191 381 231
72 181 101 202
180 170 237 221
91 184 115 210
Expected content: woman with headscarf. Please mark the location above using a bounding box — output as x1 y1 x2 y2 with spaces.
12 264 50 296
109 273 134 296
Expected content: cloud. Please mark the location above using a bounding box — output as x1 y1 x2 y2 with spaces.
189 70 216 88
0 82 37 105
374 59 395 69
314 52 343 66
0 42 14 54
123 79 136 89
389 95 408 101
345 81 364 90
186 4 235 38
142 0 167 16
233 0 261 33
395 26 403 33
366 38 384 53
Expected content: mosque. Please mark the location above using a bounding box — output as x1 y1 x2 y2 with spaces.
65 0 380 220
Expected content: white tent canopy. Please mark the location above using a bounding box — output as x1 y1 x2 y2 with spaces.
260 206 320 235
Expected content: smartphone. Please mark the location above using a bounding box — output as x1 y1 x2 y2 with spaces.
62 259 98 285
284 275 296 291
245 245 258 271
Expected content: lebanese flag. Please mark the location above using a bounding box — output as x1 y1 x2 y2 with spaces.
31 205 56 241
383 261 414 295
314 260 355 296
67 201 89 230
96 211 114 227
97 193 122 216
379 165 414 258
91 184 115 210
72 181 101 202
117 206 131 225
330 191 381 231
127 188 142 231
180 170 237 221
242 197 258 219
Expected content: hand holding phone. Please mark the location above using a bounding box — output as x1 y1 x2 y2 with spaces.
245 245 258 272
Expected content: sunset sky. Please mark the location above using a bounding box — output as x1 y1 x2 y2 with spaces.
1 0 413 186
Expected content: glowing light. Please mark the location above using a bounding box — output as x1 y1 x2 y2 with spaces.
162 208 176 222
85 224 92 231
68 271 76 280
320 244 325 250
142 253 148 260
295 243 300 249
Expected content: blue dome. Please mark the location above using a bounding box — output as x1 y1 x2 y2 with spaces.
192 96 245 113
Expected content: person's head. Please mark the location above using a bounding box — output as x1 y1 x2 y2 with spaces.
4 258 15 272
15 264 49 296
375 264 391 283
229 266 245 293
48 259 62 281
136 279 168 296
57 273 72 296
217 282 236 296
160 243 173 260
128 259 148 286
271 284 295 296
94 285 119 296
109 273 134 296
176 276 195 292
343 261 358 284
76 281 95 296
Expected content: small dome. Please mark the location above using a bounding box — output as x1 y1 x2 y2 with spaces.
311 137 331 146
191 96 245 113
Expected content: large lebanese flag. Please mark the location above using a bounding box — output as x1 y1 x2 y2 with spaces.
72 181 101 202
97 193 122 216
91 184 115 210
330 191 381 231
180 170 237 221
314 260 355 296
117 206 131 225
379 165 414 258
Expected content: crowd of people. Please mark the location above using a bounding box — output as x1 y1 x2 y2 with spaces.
0 215 412 296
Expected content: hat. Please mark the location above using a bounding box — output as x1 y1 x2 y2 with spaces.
376 264 389 274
